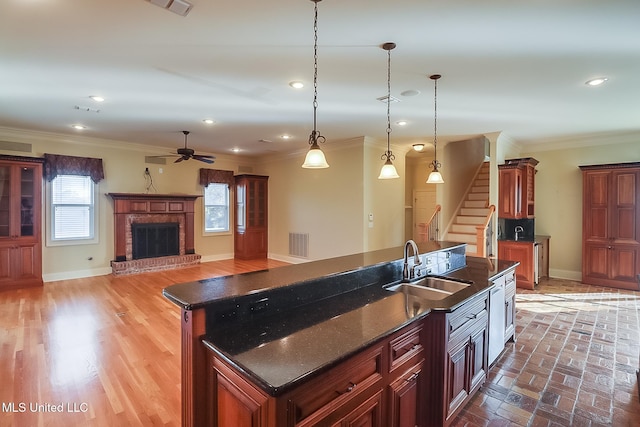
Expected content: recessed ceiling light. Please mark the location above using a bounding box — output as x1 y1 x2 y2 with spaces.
585 77 608 86
89 95 104 102
202 119 215 124
280 134 292 139
231 148 241 153
289 81 304 89
396 120 408 126
72 124 86 130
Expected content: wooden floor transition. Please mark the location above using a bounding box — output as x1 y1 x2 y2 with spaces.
1 261 639 426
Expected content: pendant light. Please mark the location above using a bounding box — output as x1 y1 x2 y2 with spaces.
302 0 329 169
378 42 400 180
426 74 444 184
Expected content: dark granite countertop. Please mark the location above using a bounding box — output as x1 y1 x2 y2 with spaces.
163 241 465 310
163 244 519 396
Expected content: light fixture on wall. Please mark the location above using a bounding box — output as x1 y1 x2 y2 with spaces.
302 0 329 169
378 42 400 180
426 74 444 184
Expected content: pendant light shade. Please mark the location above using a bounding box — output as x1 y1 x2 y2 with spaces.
427 74 444 184
378 42 399 180
302 0 329 169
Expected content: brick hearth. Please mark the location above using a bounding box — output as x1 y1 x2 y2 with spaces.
111 254 201 275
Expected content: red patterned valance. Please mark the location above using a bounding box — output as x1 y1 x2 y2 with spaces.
44 153 104 183
199 168 234 187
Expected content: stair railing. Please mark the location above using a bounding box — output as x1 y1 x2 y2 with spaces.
475 205 495 257
418 204 441 242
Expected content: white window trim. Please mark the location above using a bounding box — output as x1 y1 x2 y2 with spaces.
202 183 232 237
45 176 100 247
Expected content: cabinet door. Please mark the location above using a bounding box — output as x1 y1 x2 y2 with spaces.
498 168 522 219
445 338 469 419
498 241 534 289
469 327 487 392
504 271 517 343
388 366 421 427
216 368 271 427
331 390 383 427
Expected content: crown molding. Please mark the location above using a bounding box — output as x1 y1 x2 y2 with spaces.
521 130 640 153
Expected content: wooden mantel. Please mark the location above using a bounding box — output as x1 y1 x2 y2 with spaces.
107 193 201 262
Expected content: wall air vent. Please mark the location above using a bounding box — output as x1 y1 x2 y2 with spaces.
0 140 32 153
148 0 192 16
289 233 309 258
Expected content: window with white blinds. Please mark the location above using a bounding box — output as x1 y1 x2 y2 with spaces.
203 183 230 233
50 175 95 241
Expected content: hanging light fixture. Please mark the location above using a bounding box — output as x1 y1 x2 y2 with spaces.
302 0 329 169
378 42 400 180
426 74 444 184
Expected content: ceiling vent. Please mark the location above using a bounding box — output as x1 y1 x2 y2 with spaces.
377 95 400 103
149 0 192 16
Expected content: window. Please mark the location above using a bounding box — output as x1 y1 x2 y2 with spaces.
50 175 96 242
204 183 230 233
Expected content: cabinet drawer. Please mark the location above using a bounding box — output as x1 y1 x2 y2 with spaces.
389 325 423 373
447 294 488 343
288 344 383 426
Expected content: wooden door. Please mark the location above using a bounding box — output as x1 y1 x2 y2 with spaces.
498 241 534 289
498 168 522 219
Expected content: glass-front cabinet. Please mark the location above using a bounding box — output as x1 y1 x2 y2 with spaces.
0 156 43 289
234 174 268 260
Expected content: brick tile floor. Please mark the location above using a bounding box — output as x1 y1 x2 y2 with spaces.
451 277 640 427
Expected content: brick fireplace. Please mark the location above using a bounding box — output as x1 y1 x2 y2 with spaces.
108 193 202 275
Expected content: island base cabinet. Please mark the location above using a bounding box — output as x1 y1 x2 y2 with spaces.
206 324 425 427
212 357 275 427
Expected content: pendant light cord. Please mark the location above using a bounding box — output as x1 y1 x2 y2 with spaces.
429 74 442 171
381 42 396 162
309 0 325 146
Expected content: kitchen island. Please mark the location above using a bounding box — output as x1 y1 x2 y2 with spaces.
163 242 518 427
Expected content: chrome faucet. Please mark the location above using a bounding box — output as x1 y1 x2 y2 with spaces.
514 225 524 241
403 239 422 281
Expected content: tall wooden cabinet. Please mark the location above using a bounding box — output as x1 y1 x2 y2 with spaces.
580 163 640 291
498 158 538 219
0 155 44 289
234 175 268 260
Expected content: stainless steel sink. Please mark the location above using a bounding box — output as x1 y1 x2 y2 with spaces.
384 276 472 301
408 276 472 294
385 283 453 300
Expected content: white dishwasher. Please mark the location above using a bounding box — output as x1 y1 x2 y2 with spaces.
488 277 506 366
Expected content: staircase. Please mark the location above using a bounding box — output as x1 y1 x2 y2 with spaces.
445 162 491 256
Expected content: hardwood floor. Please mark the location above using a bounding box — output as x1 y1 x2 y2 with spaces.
2 265 639 426
0 259 288 427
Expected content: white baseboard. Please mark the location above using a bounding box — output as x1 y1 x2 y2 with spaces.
268 253 310 264
43 267 113 283
548 268 582 282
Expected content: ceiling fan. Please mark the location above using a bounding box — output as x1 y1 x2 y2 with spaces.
170 131 216 164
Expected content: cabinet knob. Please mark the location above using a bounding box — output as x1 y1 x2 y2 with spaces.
404 372 420 383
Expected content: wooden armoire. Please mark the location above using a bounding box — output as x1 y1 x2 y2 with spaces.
0 155 44 289
580 162 640 290
234 175 268 260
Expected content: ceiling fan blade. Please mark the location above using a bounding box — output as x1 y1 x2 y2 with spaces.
174 156 187 163
193 155 215 164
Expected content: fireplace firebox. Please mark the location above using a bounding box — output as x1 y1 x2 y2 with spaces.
132 222 179 260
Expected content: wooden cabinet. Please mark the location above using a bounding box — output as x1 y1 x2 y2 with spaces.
207 324 424 427
423 291 488 426
235 175 268 260
498 158 538 219
580 163 640 290
498 240 535 289
0 156 43 289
